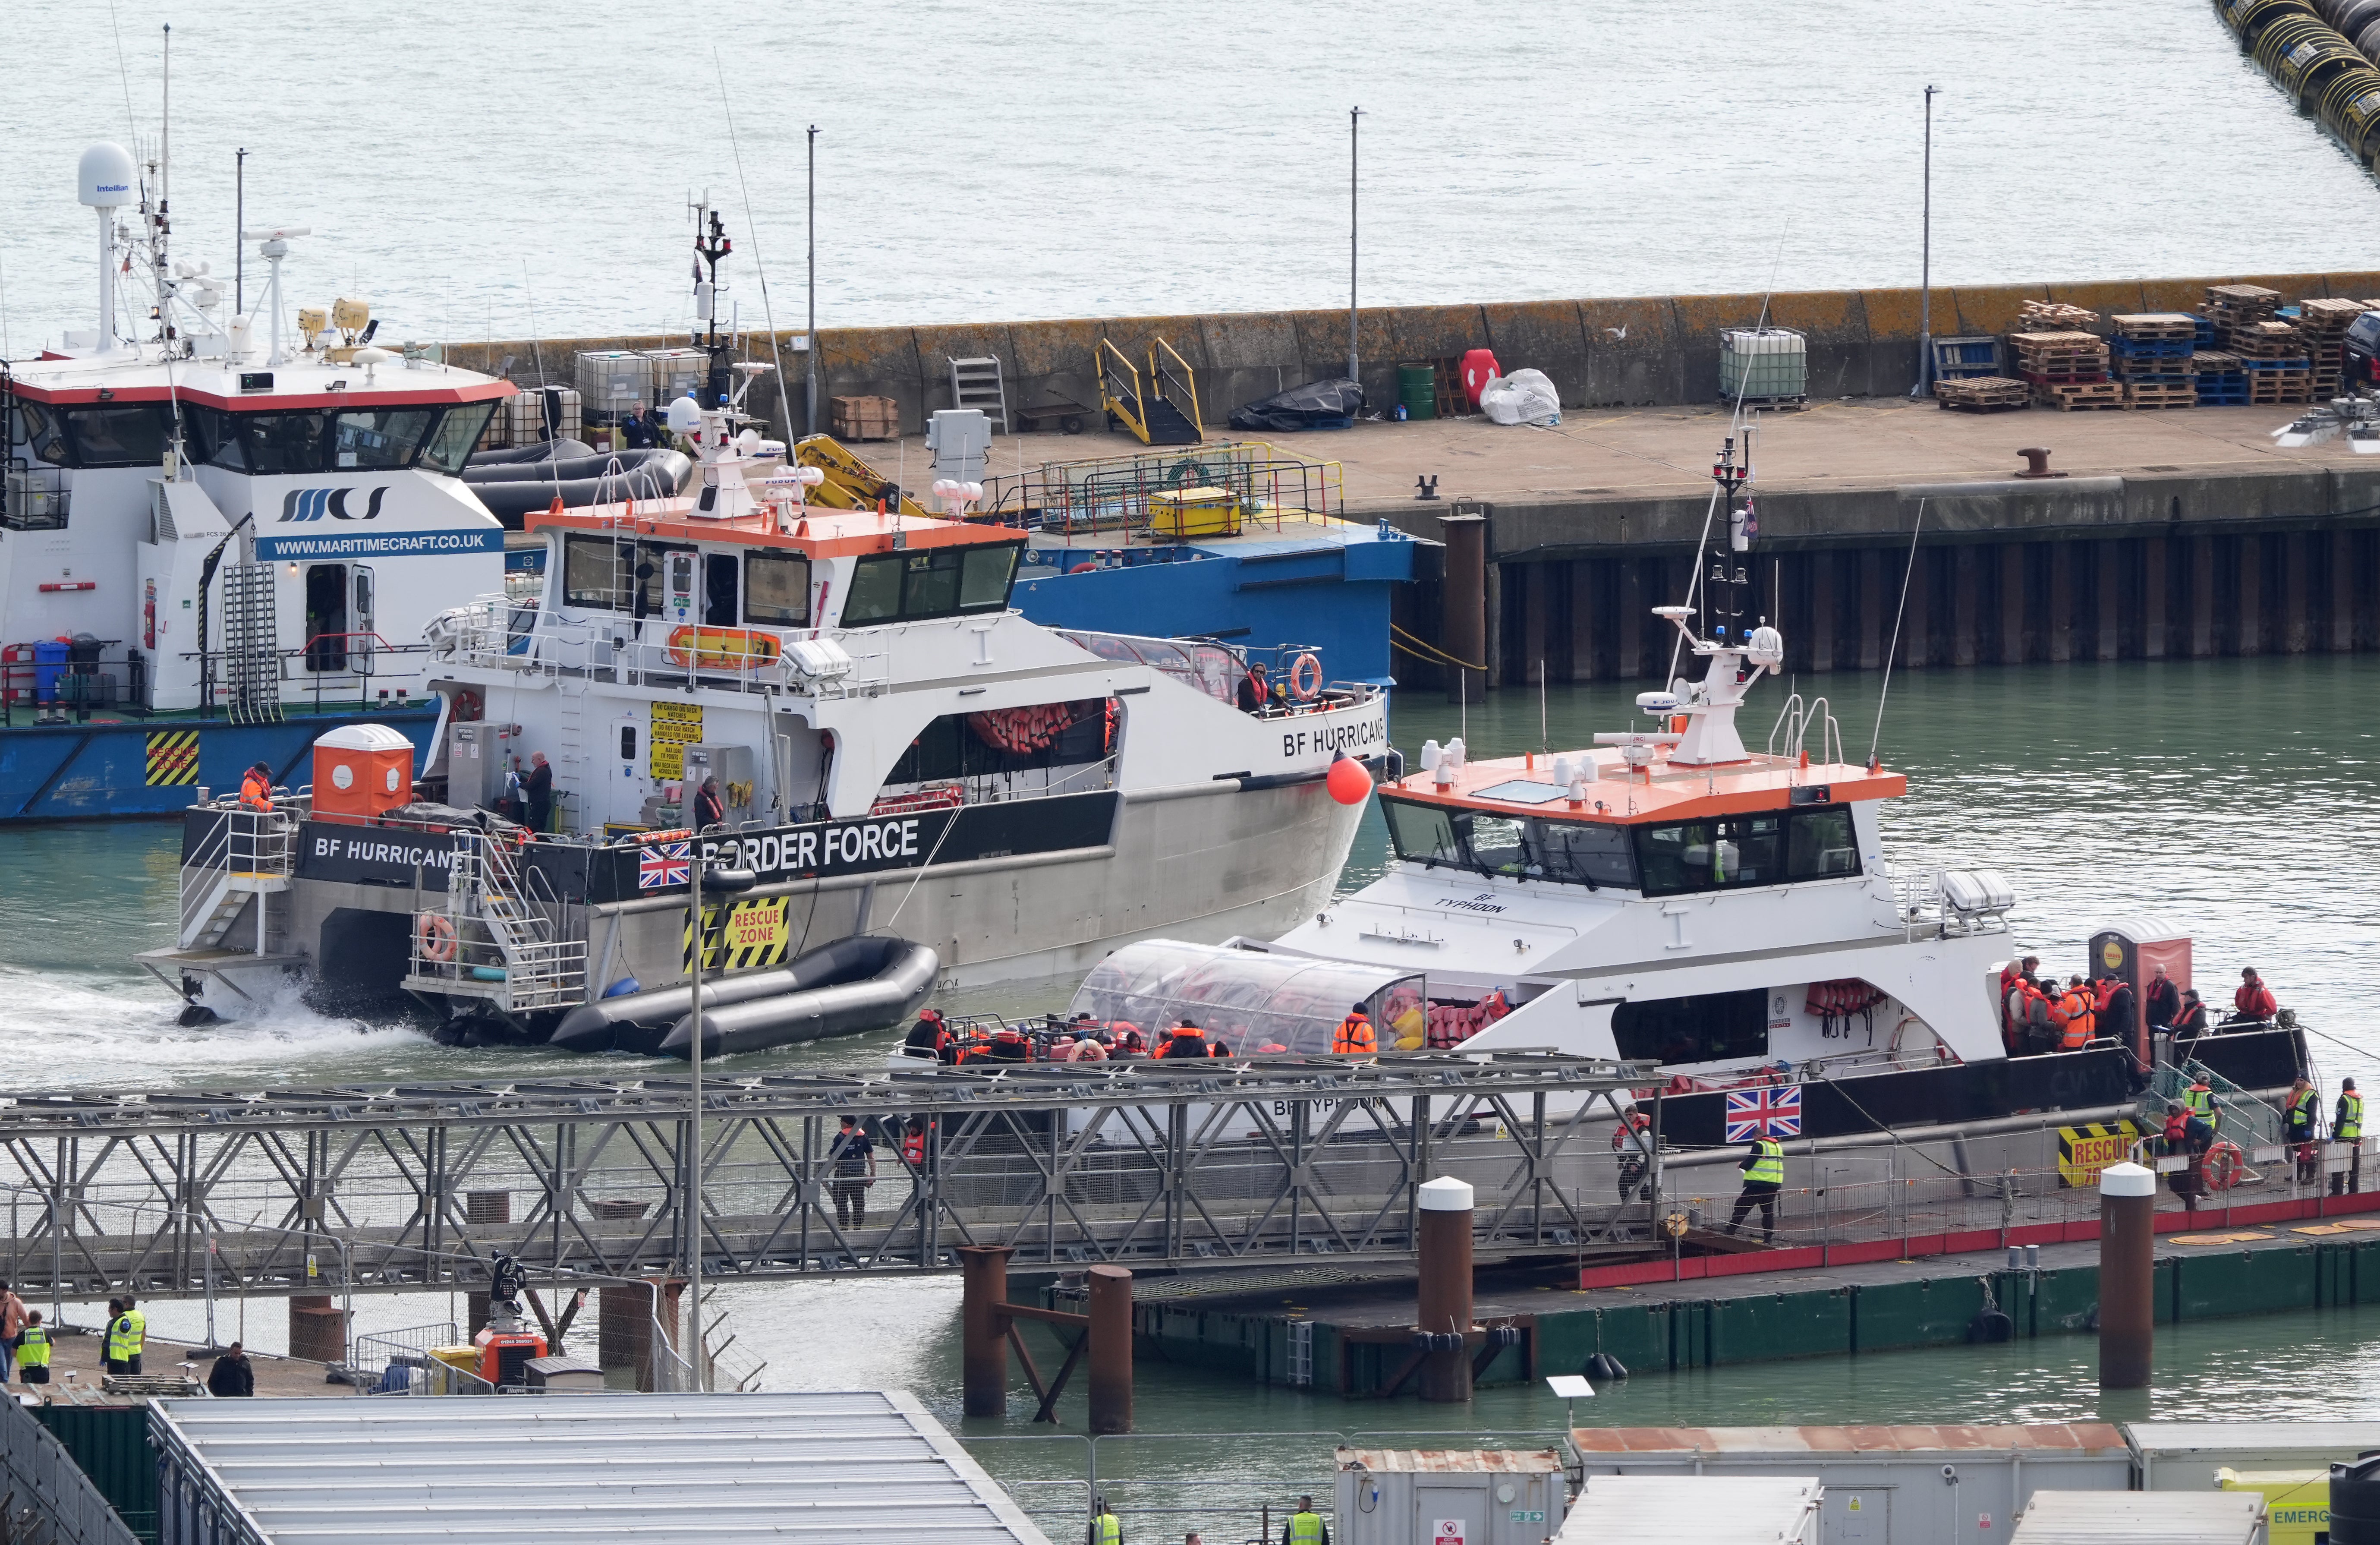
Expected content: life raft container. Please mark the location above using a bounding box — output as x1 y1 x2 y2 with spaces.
665 626 783 671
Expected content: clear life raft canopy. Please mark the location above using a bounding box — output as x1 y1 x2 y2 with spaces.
1065 941 1425 1056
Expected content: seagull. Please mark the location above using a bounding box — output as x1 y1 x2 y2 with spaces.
1604 325 1628 341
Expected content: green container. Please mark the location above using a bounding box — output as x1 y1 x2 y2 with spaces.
1590 1303 1673 1374
1852 1277 1986 1353
1397 363 1437 420
2175 1245 2316 1321
33 1404 155 1541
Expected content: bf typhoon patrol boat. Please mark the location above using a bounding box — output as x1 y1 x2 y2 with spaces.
2 142 514 819
1036 435 2308 1145
137 210 1391 1054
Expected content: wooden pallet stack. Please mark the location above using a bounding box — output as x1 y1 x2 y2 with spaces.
2204 283 2283 347
2108 314 2197 409
2226 322 2313 404
2011 331 2119 410
2294 297 2370 398
2016 300 2103 333
1932 375 2031 413
2191 351 2249 406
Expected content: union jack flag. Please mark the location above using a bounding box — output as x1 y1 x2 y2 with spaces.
1724 1084 1802 1142
638 839 692 891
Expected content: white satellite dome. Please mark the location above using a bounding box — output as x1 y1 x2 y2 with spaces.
78 142 138 208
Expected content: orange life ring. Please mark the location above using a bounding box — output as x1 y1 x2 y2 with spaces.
1290 653 1322 701
449 687 485 722
415 912 458 964
2206 1139 2245 1191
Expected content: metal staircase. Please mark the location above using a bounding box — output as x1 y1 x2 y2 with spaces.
1098 337 1203 446
219 559 283 724
948 356 1009 434
407 832 587 1014
133 801 308 1007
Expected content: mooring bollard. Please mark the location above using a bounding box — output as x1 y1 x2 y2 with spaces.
1086 1264 1133 1435
1417 1175 1476 1403
2097 1160 2156 1390
959 1244 1014 1417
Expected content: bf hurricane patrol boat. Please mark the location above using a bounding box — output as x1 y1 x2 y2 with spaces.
2 142 515 819
1051 435 2310 1145
137 214 1391 1056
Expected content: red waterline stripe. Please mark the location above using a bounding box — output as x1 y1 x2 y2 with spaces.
1577 1189 2380 1290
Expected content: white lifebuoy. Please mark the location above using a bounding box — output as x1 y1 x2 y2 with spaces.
1289 653 1322 701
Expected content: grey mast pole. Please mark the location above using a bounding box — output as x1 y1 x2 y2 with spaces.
685 852 703 1386
1347 106 1362 388
806 125 819 437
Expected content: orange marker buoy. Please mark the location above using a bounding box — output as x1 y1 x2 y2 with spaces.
1326 752 1373 806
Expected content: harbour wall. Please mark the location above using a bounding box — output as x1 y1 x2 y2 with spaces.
444 270 2380 439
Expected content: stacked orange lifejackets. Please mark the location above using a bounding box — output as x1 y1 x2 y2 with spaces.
1424 990 1511 1050
967 701 1096 755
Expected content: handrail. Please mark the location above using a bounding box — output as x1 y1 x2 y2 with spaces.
1097 339 1149 443
1152 337 1204 440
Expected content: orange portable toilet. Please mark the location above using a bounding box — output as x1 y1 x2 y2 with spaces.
311 724 416 823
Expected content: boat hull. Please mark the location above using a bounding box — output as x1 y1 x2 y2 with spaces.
0 710 437 823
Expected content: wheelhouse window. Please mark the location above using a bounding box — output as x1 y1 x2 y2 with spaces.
329 408 434 470
1634 804 1860 898
188 404 246 470
241 412 328 475
1379 796 1639 889
420 404 495 473
843 542 1025 627
744 551 810 625
1611 989 1769 1066
11 401 69 467
63 404 169 466
562 536 630 610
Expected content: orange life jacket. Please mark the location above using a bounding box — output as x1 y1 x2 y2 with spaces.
901 1131 926 1165
2053 991 2095 1049
239 771 272 811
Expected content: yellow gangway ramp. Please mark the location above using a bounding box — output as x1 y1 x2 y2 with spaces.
791 435 935 519
1097 338 1203 446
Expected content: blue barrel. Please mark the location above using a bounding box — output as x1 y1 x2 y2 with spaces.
31 639 69 703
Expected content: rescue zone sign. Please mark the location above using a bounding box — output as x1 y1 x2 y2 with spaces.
2056 1120 2140 1187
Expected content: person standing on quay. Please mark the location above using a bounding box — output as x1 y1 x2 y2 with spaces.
105 1295 145 1376
0 1280 23 1374
2336 1078 2364 1196
2288 1076 2323 1185
1281 1496 1330 1545
1728 1136 1786 1244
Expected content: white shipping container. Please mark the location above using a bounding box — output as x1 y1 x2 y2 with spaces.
2009 1490 2264 1545
644 347 708 407
1720 327 1808 400
2130 1422 2380 1493
1569 1423 2134 1545
1336 1449 1567 1545
1558 1475 1820 1545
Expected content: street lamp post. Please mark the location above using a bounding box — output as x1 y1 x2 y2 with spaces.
1915 85 1938 398
1348 106 1363 389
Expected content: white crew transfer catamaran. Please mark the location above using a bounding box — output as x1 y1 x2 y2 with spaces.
139 214 1391 1054
5 144 510 734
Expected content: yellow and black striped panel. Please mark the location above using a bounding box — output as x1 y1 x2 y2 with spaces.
649 702 703 780
145 729 201 785
2056 1120 2139 1188
681 897 792 972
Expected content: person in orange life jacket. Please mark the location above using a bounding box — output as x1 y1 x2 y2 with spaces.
903 1009 955 1063
238 761 274 811
2094 974 2135 1051
2049 976 2096 1050
695 776 726 829
1612 1106 1653 1203
2172 989 2210 1037
2234 967 2279 1024
901 1116 931 1171
1332 1004 1376 1055
987 1026 1031 1063
2144 962 2182 1031
2163 1101 2215 1211
1158 1021 1216 1059
2007 974 2054 1057
1236 663 1270 713
1111 1026 1148 1057
1999 956 2040 1051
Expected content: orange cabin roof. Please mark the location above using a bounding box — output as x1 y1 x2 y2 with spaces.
527 501 1028 559
1382 752 1905 825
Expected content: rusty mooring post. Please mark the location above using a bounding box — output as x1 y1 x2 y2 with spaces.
960 1244 1014 1417
2098 1161 2156 1390
1086 1264 1133 1434
1439 512 1488 703
1416 1175 1476 1403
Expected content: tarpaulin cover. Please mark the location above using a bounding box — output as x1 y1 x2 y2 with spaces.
1065 940 1422 1056
1227 377 1367 432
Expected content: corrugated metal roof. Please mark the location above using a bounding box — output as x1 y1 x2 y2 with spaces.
148 1390 1052 1545
2010 1490 2263 1544
2129 1420 2380 1455
1567 1424 2129 1457
1558 1476 1820 1545
1338 1449 1565 1474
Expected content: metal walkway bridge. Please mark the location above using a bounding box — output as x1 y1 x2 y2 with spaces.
0 1053 1652 1303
